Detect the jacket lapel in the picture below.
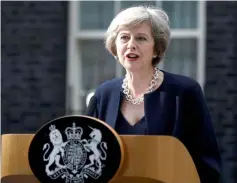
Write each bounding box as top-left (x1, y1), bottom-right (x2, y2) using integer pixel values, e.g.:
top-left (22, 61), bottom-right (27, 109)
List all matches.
top-left (145, 90), bottom-right (177, 135)
top-left (145, 91), bottom-right (166, 135)
top-left (106, 79), bottom-right (123, 129)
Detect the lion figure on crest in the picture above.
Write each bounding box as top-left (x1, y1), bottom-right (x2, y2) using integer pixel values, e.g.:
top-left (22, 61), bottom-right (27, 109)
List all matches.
top-left (43, 125), bottom-right (67, 175)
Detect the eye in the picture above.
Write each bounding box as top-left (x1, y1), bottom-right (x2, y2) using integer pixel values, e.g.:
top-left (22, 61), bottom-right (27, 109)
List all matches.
top-left (120, 35), bottom-right (129, 40)
top-left (137, 36), bottom-right (147, 41)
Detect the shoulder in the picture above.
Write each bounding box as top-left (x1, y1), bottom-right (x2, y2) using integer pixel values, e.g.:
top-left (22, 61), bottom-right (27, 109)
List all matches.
top-left (97, 77), bottom-right (123, 92)
top-left (162, 71), bottom-right (207, 109)
top-left (162, 70), bottom-right (202, 93)
top-left (94, 77), bottom-right (123, 97)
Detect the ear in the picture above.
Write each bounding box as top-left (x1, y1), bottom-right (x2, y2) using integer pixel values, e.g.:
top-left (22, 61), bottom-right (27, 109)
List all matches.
top-left (153, 49), bottom-right (158, 58)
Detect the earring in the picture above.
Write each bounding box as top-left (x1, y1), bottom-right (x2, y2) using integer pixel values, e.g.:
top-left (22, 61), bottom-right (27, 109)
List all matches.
top-left (153, 55), bottom-right (157, 58)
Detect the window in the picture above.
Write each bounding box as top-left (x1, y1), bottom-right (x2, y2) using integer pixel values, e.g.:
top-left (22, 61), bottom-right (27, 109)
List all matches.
top-left (66, 1), bottom-right (206, 114)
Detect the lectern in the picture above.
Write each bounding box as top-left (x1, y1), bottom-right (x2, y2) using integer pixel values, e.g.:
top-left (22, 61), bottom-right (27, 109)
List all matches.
top-left (1, 116), bottom-right (200, 183)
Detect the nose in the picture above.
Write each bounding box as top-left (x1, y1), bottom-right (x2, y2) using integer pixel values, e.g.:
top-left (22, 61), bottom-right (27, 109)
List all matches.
top-left (127, 37), bottom-right (136, 50)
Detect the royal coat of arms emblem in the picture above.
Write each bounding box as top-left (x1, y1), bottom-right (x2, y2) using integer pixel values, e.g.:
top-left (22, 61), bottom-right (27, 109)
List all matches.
top-left (42, 122), bottom-right (108, 183)
top-left (28, 115), bottom-right (123, 183)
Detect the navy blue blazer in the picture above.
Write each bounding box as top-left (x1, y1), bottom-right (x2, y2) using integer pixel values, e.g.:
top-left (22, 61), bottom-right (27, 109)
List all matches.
top-left (86, 70), bottom-right (221, 182)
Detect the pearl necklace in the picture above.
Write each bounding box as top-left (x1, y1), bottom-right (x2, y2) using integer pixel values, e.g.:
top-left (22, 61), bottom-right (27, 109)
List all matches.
top-left (122, 67), bottom-right (160, 105)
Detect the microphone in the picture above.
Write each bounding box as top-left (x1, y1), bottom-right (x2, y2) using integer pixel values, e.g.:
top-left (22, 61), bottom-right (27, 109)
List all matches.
top-left (86, 96), bottom-right (97, 116)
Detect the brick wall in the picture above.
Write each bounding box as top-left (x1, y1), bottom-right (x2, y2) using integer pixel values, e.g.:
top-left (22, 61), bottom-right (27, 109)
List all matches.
top-left (205, 2), bottom-right (237, 183)
top-left (1, 1), bottom-right (68, 133)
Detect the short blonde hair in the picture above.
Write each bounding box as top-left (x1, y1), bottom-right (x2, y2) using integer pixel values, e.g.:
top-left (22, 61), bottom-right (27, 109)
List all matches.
top-left (104, 5), bottom-right (171, 65)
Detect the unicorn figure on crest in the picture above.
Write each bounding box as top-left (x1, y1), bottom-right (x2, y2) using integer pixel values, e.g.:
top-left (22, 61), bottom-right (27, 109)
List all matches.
top-left (81, 126), bottom-right (107, 174)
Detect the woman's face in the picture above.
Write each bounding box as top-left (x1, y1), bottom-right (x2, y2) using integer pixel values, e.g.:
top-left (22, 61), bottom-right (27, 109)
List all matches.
top-left (115, 22), bottom-right (156, 72)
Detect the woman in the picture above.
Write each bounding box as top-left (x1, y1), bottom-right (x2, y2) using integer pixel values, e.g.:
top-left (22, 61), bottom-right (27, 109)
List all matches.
top-left (87, 5), bottom-right (220, 183)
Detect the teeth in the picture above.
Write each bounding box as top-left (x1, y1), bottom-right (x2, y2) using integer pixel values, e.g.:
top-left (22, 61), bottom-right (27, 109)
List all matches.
top-left (127, 54), bottom-right (138, 58)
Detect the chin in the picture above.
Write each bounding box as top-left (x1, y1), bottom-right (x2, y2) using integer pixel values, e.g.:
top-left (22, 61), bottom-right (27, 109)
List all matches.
top-left (124, 65), bottom-right (143, 73)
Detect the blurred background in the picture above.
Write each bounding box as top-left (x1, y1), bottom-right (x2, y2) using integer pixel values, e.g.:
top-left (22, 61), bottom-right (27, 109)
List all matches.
top-left (1, 1), bottom-right (237, 182)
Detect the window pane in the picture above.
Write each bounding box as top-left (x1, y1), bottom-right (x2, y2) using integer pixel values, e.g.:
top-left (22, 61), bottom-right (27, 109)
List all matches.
top-left (163, 39), bottom-right (197, 79)
top-left (80, 40), bottom-right (116, 91)
top-left (121, 1), bottom-right (156, 10)
top-left (162, 1), bottom-right (197, 29)
top-left (79, 1), bottom-right (114, 30)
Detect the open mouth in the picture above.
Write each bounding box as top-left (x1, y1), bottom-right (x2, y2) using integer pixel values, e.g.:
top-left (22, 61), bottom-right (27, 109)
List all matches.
top-left (126, 53), bottom-right (139, 60)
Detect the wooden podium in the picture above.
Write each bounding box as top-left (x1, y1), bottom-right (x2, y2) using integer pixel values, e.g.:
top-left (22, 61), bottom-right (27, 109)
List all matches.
top-left (1, 134), bottom-right (200, 183)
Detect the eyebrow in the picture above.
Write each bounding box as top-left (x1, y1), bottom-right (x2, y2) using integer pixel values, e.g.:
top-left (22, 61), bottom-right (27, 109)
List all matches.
top-left (118, 32), bottom-right (150, 37)
top-left (137, 33), bottom-right (149, 37)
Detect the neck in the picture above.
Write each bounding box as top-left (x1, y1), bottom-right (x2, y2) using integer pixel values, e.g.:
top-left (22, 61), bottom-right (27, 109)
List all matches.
top-left (126, 67), bottom-right (155, 98)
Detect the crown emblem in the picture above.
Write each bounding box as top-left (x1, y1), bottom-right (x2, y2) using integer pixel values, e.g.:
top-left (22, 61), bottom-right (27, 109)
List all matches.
top-left (65, 122), bottom-right (83, 140)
